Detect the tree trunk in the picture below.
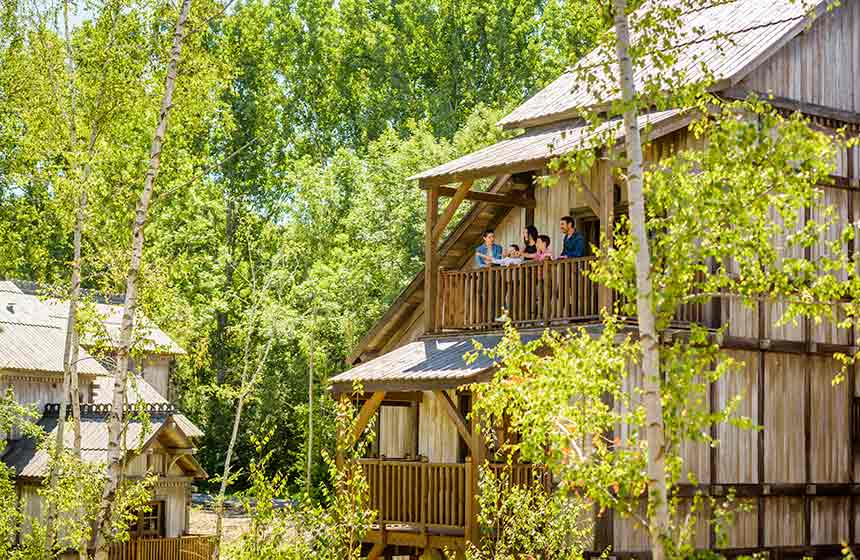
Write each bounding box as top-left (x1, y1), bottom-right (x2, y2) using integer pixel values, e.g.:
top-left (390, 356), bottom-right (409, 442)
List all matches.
top-left (214, 336), bottom-right (273, 559)
top-left (306, 347), bottom-right (313, 495)
top-left (47, 0), bottom-right (84, 547)
top-left (611, 1), bottom-right (669, 558)
top-left (216, 196), bottom-right (235, 385)
top-left (90, 0), bottom-right (192, 556)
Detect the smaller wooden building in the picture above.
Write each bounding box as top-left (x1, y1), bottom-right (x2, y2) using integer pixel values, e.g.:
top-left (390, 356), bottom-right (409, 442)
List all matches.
top-left (0, 280), bottom-right (210, 556)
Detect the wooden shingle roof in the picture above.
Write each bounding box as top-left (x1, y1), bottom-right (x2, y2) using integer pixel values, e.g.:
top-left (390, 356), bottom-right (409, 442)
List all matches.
top-left (333, 333), bottom-right (542, 393)
top-left (497, 0), bottom-right (823, 130)
top-left (2, 404), bottom-right (206, 479)
top-left (411, 109), bottom-right (686, 185)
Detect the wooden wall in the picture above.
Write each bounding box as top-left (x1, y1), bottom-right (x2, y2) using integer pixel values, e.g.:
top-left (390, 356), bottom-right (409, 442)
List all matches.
top-left (377, 391), bottom-right (460, 463)
top-left (418, 390), bottom-right (459, 463)
top-left (16, 479), bottom-right (190, 540)
top-left (153, 482), bottom-right (190, 538)
top-left (738, 0), bottom-right (860, 114)
top-left (613, 350), bottom-right (856, 549)
top-left (140, 355), bottom-right (171, 400)
top-left (2, 374), bottom-right (95, 439)
top-left (378, 405), bottom-right (418, 459)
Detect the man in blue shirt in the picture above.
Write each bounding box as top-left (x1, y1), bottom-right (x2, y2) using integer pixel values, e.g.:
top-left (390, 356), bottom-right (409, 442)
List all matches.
top-left (559, 215), bottom-right (586, 258)
top-left (474, 229), bottom-right (503, 268)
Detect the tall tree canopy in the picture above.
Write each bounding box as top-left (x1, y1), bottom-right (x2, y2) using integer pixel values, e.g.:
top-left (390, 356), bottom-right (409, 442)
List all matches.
top-left (0, 0), bottom-right (610, 491)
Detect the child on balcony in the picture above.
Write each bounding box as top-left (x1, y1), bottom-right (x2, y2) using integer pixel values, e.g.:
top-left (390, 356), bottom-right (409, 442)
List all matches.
top-left (492, 244), bottom-right (524, 266)
top-left (535, 235), bottom-right (553, 262)
top-left (474, 229), bottom-right (503, 268)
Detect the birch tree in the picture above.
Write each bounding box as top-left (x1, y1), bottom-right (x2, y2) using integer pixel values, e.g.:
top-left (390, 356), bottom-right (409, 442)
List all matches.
top-left (90, 0), bottom-right (194, 555)
top-left (610, 0), bottom-right (669, 554)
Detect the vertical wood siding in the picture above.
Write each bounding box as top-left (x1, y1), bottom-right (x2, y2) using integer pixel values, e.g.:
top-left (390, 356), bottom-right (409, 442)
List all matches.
top-left (738, 0), bottom-right (860, 113)
top-left (764, 497), bottom-right (804, 546)
top-left (418, 390), bottom-right (459, 463)
top-left (764, 353), bottom-right (806, 483)
top-left (379, 406), bottom-right (418, 459)
top-left (716, 351), bottom-right (759, 484)
top-left (810, 356), bottom-right (850, 483)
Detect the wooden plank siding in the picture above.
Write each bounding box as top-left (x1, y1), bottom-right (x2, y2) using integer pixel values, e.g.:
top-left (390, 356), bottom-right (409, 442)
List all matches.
top-left (737, 0), bottom-right (860, 114)
top-left (339, 107), bottom-right (860, 555)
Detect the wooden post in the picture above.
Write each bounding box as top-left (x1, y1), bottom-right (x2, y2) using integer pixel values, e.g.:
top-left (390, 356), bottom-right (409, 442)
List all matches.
top-left (598, 162), bottom-right (615, 312)
top-left (467, 402), bottom-right (486, 546)
top-left (425, 185), bottom-right (439, 333)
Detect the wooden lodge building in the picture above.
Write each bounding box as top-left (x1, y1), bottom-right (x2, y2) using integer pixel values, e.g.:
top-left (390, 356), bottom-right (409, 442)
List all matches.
top-left (330, 0), bottom-right (860, 557)
top-left (0, 280), bottom-right (213, 558)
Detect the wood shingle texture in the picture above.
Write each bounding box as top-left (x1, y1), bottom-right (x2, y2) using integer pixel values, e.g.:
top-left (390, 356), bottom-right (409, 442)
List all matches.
top-left (333, 333), bottom-right (542, 393)
top-left (0, 282), bottom-right (106, 376)
top-left (2, 403), bottom-right (206, 480)
top-left (410, 110), bottom-right (685, 185)
top-left (497, 0), bottom-right (823, 130)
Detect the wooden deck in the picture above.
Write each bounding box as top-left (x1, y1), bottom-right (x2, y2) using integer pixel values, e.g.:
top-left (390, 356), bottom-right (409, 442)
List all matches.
top-left (438, 257), bottom-right (599, 330)
top-left (107, 535), bottom-right (215, 560)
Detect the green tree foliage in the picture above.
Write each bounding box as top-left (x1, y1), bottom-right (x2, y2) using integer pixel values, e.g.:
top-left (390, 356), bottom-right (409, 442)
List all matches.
top-left (0, 0), bottom-right (612, 497)
top-left (459, 467), bottom-right (592, 560)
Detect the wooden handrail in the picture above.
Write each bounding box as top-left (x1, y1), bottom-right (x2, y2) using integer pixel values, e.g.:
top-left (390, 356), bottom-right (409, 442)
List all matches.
top-left (108, 535), bottom-right (216, 560)
top-left (359, 460), bottom-right (549, 531)
top-left (439, 257), bottom-right (714, 331)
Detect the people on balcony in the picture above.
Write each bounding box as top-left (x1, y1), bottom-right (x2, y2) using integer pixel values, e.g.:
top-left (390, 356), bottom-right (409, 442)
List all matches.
top-left (535, 235), bottom-right (553, 262)
top-left (559, 215), bottom-right (586, 258)
top-left (474, 229), bottom-right (503, 268)
top-left (494, 245), bottom-right (524, 266)
top-left (521, 225), bottom-right (539, 260)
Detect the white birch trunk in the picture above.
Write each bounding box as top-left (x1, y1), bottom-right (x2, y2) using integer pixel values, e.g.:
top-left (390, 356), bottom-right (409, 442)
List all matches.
top-left (214, 337), bottom-right (273, 559)
top-left (612, 1), bottom-right (670, 558)
top-left (90, 0), bottom-right (193, 556)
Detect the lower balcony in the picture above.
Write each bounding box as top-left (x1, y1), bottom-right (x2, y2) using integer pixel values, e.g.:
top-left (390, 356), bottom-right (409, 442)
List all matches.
top-left (359, 458), bottom-right (549, 547)
top-left (107, 534), bottom-right (215, 560)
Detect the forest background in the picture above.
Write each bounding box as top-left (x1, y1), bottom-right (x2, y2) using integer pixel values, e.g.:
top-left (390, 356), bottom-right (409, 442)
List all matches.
top-left (0, 0), bottom-right (618, 496)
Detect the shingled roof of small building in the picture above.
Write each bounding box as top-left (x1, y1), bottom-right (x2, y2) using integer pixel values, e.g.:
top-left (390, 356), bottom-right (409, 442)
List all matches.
top-left (2, 403), bottom-right (206, 480)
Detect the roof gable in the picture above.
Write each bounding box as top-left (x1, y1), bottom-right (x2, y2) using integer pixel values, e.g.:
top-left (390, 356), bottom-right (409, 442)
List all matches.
top-left (2, 403), bottom-right (206, 479)
top-left (498, 0), bottom-right (826, 130)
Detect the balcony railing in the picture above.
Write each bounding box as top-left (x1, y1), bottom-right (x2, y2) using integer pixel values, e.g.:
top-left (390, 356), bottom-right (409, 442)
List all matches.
top-left (438, 257), bottom-right (599, 330)
top-left (438, 257), bottom-right (713, 331)
top-left (361, 459), bottom-right (467, 530)
top-left (108, 535), bottom-right (215, 560)
top-left (359, 459), bottom-right (550, 532)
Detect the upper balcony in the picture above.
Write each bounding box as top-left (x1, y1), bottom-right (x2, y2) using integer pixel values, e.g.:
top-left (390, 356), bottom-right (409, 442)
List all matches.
top-left (437, 257), bottom-right (599, 330)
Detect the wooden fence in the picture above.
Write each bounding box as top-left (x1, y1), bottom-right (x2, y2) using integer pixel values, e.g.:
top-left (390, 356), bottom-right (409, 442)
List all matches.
top-left (486, 462), bottom-right (552, 491)
top-left (108, 535), bottom-right (215, 560)
top-left (438, 257), bottom-right (599, 330)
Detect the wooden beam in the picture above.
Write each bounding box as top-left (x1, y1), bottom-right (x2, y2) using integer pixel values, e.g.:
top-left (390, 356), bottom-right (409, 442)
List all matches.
top-left (720, 87), bottom-right (860, 126)
top-left (467, 398), bottom-right (486, 546)
top-left (424, 186), bottom-right (439, 334)
top-left (598, 162), bottom-right (614, 311)
top-left (432, 181), bottom-right (474, 243)
top-left (575, 173), bottom-right (602, 217)
top-left (351, 391), bottom-right (386, 445)
top-left (366, 543), bottom-right (385, 560)
top-left (433, 390), bottom-right (473, 453)
top-left (420, 184), bottom-right (535, 208)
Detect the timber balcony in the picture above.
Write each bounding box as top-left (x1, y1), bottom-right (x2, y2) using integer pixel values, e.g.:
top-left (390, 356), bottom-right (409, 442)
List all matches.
top-left (107, 535), bottom-right (215, 560)
top-left (436, 257), bottom-right (709, 331)
top-left (360, 459), bottom-right (549, 535)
